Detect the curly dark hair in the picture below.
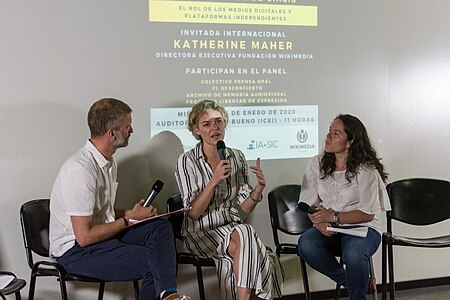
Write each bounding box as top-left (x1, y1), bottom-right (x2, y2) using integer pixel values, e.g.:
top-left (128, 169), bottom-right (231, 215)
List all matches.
top-left (320, 114), bottom-right (388, 183)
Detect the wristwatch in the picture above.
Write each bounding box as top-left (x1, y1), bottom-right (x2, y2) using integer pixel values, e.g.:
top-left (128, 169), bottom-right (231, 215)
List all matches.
top-left (332, 210), bottom-right (340, 226)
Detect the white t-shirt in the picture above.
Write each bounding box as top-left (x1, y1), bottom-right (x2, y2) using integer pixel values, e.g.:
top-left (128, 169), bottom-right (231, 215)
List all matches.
top-left (49, 140), bottom-right (117, 257)
top-left (299, 155), bottom-right (391, 233)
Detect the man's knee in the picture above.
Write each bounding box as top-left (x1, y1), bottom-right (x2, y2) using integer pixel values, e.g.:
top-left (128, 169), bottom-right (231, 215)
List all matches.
top-left (153, 218), bottom-right (173, 235)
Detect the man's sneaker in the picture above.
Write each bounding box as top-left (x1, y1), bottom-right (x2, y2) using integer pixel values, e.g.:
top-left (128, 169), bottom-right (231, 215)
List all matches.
top-left (161, 292), bottom-right (191, 300)
top-left (163, 293), bottom-right (191, 300)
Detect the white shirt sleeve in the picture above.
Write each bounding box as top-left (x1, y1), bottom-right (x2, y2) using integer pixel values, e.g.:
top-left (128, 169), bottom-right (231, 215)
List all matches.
top-left (355, 166), bottom-right (391, 214)
top-left (299, 155), bottom-right (321, 206)
top-left (61, 164), bottom-right (96, 216)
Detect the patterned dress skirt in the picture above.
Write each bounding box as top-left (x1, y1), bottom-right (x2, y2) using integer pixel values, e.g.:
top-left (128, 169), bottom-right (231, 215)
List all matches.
top-left (184, 222), bottom-right (284, 300)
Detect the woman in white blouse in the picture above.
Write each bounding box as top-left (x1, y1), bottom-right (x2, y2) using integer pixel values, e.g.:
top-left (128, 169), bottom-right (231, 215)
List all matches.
top-left (297, 114), bottom-right (390, 300)
top-left (175, 100), bottom-right (284, 300)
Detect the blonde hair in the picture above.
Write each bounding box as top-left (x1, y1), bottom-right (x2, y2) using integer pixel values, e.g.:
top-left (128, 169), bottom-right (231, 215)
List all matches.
top-left (188, 100), bottom-right (228, 140)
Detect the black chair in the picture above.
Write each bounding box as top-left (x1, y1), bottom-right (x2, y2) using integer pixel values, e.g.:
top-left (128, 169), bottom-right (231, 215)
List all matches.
top-left (0, 271), bottom-right (26, 300)
top-left (166, 194), bottom-right (215, 300)
top-left (20, 199), bottom-right (140, 300)
top-left (268, 184), bottom-right (313, 300)
top-left (381, 178), bottom-right (450, 300)
top-left (268, 184), bottom-right (378, 300)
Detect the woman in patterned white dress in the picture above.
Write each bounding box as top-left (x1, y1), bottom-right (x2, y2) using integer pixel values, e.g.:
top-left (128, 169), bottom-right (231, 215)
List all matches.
top-left (175, 100), bottom-right (284, 300)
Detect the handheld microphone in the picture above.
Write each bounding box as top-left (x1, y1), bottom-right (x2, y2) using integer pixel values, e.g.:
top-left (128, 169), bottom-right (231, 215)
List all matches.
top-left (143, 180), bottom-right (164, 207)
top-left (298, 202), bottom-right (318, 214)
top-left (216, 140), bottom-right (226, 161)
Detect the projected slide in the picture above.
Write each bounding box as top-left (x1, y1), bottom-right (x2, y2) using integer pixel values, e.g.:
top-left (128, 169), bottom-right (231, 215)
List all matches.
top-left (149, 0), bottom-right (317, 26)
top-left (151, 105), bottom-right (318, 160)
top-left (148, 0), bottom-right (319, 160)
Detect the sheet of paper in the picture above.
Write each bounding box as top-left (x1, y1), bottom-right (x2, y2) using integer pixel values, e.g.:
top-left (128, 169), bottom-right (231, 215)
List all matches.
top-left (326, 225), bottom-right (368, 238)
top-left (0, 274), bottom-right (15, 289)
top-left (129, 207), bottom-right (190, 226)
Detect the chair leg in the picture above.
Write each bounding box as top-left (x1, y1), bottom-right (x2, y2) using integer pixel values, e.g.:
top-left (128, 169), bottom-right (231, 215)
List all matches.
top-left (387, 242), bottom-right (395, 300)
top-left (27, 272), bottom-right (37, 300)
top-left (299, 257), bottom-right (311, 300)
top-left (195, 264), bottom-right (206, 300)
top-left (58, 277), bottom-right (69, 300)
top-left (381, 236), bottom-right (387, 300)
top-left (335, 257), bottom-right (342, 300)
top-left (335, 282), bottom-right (341, 300)
top-left (133, 280), bottom-right (140, 300)
top-left (97, 282), bottom-right (105, 300)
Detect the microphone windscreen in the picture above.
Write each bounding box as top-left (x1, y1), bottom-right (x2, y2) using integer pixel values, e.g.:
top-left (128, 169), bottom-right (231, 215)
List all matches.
top-left (216, 140), bottom-right (226, 151)
top-left (298, 202), bottom-right (310, 213)
top-left (217, 140), bottom-right (226, 160)
top-left (298, 202), bottom-right (317, 214)
top-left (152, 180), bottom-right (164, 192)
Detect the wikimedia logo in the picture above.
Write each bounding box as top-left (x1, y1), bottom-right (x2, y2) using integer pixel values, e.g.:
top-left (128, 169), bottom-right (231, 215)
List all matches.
top-left (290, 129), bottom-right (315, 151)
top-left (297, 129), bottom-right (308, 143)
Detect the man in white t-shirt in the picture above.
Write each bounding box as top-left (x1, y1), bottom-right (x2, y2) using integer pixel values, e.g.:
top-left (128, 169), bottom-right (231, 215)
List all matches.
top-left (49, 98), bottom-right (189, 300)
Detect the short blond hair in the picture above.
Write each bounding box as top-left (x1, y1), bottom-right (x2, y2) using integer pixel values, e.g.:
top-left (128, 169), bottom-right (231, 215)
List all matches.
top-left (188, 100), bottom-right (228, 140)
